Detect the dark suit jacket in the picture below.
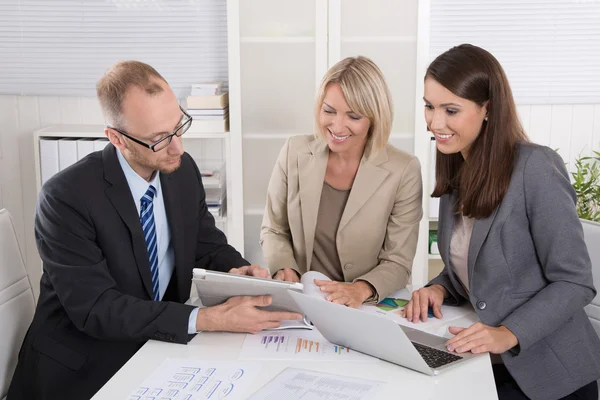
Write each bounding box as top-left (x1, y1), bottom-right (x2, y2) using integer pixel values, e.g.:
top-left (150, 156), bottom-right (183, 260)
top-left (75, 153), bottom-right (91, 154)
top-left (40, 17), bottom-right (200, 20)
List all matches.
top-left (429, 143), bottom-right (600, 400)
top-left (8, 144), bottom-right (248, 400)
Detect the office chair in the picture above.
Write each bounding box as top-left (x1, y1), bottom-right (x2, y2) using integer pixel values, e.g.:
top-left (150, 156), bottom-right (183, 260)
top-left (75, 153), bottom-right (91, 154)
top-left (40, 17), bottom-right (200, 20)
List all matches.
top-left (0, 209), bottom-right (35, 399)
top-left (582, 219), bottom-right (600, 399)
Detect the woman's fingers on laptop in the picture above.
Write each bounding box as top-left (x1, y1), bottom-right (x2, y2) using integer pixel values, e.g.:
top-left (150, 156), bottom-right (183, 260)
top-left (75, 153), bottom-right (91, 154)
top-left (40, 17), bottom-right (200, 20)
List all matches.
top-left (446, 323), bottom-right (519, 354)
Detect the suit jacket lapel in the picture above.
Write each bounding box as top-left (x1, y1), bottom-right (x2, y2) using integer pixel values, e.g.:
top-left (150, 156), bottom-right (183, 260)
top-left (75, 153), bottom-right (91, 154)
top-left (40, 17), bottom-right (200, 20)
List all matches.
top-left (102, 144), bottom-right (154, 299)
top-left (338, 149), bottom-right (389, 232)
top-left (468, 206), bottom-right (499, 284)
top-left (298, 140), bottom-right (328, 270)
top-left (440, 192), bottom-right (456, 266)
top-left (160, 173), bottom-right (187, 302)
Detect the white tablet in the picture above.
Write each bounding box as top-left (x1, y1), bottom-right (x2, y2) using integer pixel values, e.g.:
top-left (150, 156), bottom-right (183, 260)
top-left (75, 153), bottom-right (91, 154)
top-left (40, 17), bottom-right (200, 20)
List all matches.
top-left (192, 268), bottom-right (305, 313)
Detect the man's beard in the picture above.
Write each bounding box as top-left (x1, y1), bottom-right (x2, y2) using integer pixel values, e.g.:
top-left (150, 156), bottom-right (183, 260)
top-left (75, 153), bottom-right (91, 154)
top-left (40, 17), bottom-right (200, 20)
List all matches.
top-left (129, 146), bottom-right (181, 175)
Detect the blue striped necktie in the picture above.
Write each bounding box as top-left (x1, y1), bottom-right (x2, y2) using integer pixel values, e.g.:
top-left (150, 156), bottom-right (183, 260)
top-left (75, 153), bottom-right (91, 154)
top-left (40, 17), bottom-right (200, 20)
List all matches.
top-left (140, 185), bottom-right (159, 301)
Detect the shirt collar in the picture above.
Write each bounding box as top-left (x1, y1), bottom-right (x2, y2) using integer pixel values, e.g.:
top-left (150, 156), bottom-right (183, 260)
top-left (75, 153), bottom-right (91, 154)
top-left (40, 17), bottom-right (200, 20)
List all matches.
top-left (116, 149), bottom-right (161, 204)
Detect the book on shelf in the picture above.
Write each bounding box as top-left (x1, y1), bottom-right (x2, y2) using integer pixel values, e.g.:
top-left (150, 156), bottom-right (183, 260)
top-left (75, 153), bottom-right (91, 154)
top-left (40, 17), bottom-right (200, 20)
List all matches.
top-left (187, 106), bottom-right (229, 117)
top-left (191, 81), bottom-right (223, 91)
top-left (208, 205), bottom-right (221, 218)
top-left (191, 87), bottom-right (223, 96)
top-left (190, 114), bottom-right (228, 121)
top-left (188, 118), bottom-right (229, 133)
top-left (186, 92), bottom-right (229, 109)
top-left (201, 172), bottom-right (222, 188)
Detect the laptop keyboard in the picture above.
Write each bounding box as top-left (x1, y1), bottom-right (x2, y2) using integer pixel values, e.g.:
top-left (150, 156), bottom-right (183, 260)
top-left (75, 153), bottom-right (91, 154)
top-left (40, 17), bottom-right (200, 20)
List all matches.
top-left (411, 342), bottom-right (463, 369)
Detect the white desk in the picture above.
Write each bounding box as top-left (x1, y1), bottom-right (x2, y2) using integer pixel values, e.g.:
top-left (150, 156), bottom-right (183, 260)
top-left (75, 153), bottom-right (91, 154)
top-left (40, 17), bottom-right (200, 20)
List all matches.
top-left (92, 330), bottom-right (498, 399)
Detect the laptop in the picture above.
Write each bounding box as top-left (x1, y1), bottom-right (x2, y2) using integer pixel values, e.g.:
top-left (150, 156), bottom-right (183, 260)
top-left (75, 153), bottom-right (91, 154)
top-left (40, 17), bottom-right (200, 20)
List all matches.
top-left (288, 290), bottom-right (480, 375)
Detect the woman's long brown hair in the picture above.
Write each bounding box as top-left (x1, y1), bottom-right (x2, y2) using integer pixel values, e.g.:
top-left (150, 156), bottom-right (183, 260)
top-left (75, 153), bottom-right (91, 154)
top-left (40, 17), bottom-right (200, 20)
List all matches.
top-left (427, 44), bottom-right (529, 218)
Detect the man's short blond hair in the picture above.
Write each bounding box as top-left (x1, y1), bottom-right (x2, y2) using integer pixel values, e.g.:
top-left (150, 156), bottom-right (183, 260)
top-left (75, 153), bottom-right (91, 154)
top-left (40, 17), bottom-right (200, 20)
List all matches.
top-left (314, 56), bottom-right (393, 156)
top-left (96, 60), bottom-right (167, 129)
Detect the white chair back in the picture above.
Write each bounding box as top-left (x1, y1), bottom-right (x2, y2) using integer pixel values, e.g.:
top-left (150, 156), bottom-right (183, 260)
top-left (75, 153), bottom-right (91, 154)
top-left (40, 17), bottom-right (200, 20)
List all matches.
top-left (0, 209), bottom-right (35, 399)
top-left (581, 219), bottom-right (600, 398)
top-left (583, 219), bottom-right (600, 336)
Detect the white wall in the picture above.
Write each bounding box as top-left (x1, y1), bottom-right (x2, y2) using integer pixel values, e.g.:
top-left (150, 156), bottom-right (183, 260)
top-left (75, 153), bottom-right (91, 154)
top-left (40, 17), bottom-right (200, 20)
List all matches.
top-left (517, 104), bottom-right (600, 170)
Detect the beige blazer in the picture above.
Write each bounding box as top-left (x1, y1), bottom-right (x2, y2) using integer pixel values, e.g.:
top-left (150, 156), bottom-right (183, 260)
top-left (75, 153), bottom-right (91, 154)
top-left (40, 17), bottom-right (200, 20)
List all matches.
top-left (260, 135), bottom-right (423, 301)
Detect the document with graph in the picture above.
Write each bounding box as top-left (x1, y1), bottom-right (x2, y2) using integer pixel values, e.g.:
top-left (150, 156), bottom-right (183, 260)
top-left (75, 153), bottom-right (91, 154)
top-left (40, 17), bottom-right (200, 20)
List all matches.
top-left (239, 329), bottom-right (377, 362)
top-left (248, 368), bottom-right (385, 400)
top-left (126, 359), bottom-right (260, 400)
top-left (360, 288), bottom-right (479, 338)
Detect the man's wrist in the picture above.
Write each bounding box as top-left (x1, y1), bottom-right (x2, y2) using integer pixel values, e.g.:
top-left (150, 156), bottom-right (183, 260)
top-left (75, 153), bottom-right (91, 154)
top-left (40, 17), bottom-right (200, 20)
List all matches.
top-left (196, 307), bottom-right (218, 332)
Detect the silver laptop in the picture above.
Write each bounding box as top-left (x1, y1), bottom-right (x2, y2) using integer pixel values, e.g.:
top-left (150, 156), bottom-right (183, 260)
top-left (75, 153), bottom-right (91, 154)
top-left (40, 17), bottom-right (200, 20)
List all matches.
top-left (288, 290), bottom-right (479, 375)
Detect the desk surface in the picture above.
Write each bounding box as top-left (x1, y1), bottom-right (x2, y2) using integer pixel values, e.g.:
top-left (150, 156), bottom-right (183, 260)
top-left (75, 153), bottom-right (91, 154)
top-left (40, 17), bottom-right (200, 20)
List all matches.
top-left (92, 330), bottom-right (498, 399)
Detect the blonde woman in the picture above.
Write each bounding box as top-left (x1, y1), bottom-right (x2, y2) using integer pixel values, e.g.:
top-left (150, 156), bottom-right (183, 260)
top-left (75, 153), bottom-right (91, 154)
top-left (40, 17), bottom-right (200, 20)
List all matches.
top-left (261, 56), bottom-right (423, 308)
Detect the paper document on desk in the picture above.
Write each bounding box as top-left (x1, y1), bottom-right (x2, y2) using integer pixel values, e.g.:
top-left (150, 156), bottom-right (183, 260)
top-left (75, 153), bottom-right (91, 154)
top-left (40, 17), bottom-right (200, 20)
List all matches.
top-left (239, 329), bottom-right (377, 362)
top-left (360, 288), bottom-right (479, 338)
top-left (248, 367), bottom-right (385, 400)
top-left (126, 358), bottom-right (260, 400)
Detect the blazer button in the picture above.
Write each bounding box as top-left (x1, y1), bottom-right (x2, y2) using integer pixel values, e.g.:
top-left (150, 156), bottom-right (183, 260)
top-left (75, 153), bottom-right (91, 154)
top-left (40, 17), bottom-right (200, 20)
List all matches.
top-left (476, 300), bottom-right (487, 310)
top-left (344, 263), bottom-right (354, 271)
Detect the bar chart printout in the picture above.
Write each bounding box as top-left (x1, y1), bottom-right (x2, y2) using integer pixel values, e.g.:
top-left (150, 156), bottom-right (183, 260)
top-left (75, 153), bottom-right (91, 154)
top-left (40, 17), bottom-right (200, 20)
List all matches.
top-left (126, 359), bottom-right (260, 400)
top-left (240, 330), bottom-right (376, 362)
top-left (247, 368), bottom-right (386, 400)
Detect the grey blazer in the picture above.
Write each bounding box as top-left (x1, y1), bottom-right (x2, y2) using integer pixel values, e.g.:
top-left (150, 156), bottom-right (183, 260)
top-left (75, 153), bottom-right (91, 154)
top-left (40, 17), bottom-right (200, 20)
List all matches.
top-left (429, 143), bottom-right (600, 400)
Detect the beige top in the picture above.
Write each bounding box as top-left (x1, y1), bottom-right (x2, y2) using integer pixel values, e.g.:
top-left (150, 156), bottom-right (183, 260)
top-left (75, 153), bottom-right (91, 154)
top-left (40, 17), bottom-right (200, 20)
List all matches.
top-left (450, 213), bottom-right (476, 293)
top-left (310, 182), bottom-right (351, 282)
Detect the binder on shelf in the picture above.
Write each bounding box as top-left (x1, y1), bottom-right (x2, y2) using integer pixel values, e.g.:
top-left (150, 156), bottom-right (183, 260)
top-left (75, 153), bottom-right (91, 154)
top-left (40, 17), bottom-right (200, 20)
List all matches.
top-left (76, 139), bottom-right (95, 160)
top-left (93, 139), bottom-right (110, 152)
top-left (39, 138), bottom-right (60, 185)
top-left (58, 138), bottom-right (78, 171)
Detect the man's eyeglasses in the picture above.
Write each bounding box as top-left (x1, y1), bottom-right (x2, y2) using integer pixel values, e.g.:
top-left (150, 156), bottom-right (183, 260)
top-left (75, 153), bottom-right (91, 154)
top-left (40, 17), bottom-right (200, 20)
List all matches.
top-left (107, 106), bottom-right (193, 152)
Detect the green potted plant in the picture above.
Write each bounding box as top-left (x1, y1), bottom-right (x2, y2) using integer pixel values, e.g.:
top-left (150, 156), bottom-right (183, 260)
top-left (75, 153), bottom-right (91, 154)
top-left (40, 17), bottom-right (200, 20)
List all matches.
top-left (571, 150), bottom-right (600, 222)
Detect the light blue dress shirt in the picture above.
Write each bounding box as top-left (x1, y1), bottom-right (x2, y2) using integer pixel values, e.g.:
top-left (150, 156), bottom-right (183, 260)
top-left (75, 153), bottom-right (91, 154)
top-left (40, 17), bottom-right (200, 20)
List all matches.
top-left (117, 150), bottom-right (199, 334)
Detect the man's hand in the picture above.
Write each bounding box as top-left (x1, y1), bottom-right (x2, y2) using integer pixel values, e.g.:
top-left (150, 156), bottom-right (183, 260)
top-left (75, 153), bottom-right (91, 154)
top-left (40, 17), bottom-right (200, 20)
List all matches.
top-left (314, 280), bottom-right (374, 308)
top-left (402, 284), bottom-right (447, 323)
top-left (196, 296), bottom-right (302, 334)
top-left (445, 323), bottom-right (518, 354)
top-left (273, 268), bottom-right (301, 283)
top-left (229, 264), bottom-right (270, 278)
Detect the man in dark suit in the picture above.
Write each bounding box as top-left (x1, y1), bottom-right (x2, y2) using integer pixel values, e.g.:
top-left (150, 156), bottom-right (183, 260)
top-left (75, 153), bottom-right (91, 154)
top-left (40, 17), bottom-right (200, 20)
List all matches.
top-left (8, 61), bottom-right (301, 400)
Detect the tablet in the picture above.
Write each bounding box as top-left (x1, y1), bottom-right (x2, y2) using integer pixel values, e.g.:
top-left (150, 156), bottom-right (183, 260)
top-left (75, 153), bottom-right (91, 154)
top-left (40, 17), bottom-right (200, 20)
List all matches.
top-left (192, 268), bottom-right (305, 313)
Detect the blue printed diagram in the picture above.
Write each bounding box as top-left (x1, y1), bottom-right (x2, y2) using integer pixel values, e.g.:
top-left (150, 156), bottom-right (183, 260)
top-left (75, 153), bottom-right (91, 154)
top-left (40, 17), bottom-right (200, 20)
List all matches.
top-left (127, 359), bottom-right (258, 400)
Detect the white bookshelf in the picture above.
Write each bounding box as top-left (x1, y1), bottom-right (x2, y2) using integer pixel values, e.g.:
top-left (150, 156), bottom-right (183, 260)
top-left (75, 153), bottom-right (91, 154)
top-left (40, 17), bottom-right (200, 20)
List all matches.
top-left (33, 124), bottom-right (238, 247)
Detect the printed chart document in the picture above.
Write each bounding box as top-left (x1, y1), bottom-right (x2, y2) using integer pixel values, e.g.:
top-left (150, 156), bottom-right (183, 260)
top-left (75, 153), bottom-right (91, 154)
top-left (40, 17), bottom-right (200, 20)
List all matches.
top-left (239, 329), bottom-right (376, 362)
top-left (360, 288), bottom-right (479, 338)
top-left (248, 368), bottom-right (385, 400)
top-left (127, 359), bottom-right (260, 400)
